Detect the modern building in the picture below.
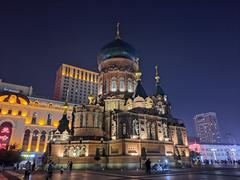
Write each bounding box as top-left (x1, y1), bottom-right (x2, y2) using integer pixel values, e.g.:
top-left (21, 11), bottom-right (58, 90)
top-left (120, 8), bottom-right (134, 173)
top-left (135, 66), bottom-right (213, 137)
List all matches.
top-left (189, 143), bottom-right (240, 162)
top-left (0, 89), bottom-right (74, 164)
top-left (194, 112), bottom-right (221, 144)
top-left (0, 79), bottom-right (33, 96)
top-left (49, 24), bottom-right (190, 169)
top-left (53, 64), bottom-right (98, 105)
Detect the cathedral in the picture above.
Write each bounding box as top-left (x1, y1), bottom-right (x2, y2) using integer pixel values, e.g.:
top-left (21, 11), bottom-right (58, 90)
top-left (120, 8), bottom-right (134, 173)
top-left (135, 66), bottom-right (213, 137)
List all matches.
top-left (49, 24), bottom-right (190, 169)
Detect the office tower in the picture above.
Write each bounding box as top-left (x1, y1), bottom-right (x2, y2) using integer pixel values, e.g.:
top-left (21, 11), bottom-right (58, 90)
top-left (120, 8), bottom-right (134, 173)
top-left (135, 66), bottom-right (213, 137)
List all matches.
top-left (194, 112), bottom-right (221, 143)
top-left (54, 64), bottom-right (98, 104)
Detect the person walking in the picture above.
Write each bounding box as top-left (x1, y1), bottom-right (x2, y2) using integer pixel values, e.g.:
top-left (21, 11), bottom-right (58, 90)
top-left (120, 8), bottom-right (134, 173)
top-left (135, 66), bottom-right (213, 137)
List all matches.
top-left (32, 161), bottom-right (36, 172)
top-left (145, 159), bottom-right (149, 174)
top-left (24, 161), bottom-right (31, 180)
top-left (145, 158), bottom-right (151, 175)
top-left (69, 161), bottom-right (73, 172)
top-left (46, 162), bottom-right (53, 180)
top-left (60, 166), bottom-right (64, 175)
top-left (148, 158), bottom-right (151, 175)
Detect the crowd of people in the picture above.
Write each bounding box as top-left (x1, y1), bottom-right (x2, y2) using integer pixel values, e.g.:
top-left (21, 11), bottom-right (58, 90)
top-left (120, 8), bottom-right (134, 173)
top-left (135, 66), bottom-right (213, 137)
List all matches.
top-left (192, 158), bottom-right (240, 167)
top-left (22, 160), bottom-right (74, 179)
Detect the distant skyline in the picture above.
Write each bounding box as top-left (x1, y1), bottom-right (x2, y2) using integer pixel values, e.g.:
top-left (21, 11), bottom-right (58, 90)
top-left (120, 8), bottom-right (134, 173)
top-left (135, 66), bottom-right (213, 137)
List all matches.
top-left (0, 1), bottom-right (239, 141)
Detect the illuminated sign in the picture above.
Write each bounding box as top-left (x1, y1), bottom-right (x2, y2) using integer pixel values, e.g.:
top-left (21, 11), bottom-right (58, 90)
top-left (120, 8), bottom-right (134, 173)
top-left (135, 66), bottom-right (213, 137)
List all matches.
top-left (21, 154), bottom-right (36, 158)
top-left (0, 122), bottom-right (12, 149)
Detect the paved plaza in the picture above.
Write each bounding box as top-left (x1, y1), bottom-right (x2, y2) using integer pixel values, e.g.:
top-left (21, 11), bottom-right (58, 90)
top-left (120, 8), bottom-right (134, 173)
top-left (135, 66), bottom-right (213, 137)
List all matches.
top-left (1, 168), bottom-right (240, 180)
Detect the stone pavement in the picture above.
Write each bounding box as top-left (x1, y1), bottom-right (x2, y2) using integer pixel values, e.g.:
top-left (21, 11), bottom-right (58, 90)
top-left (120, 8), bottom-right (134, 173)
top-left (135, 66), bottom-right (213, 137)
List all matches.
top-left (3, 168), bottom-right (240, 180)
top-left (0, 173), bottom-right (8, 180)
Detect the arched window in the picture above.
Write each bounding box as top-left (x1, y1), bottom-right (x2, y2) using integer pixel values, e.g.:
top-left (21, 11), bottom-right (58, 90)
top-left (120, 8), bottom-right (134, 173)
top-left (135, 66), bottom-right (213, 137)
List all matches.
top-left (31, 130), bottom-right (39, 151)
top-left (34, 101), bottom-right (39, 106)
top-left (22, 129), bottom-right (31, 151)
top-left (119, 77), bottom-right (125, 92)
top-left (111, 77), bottom-right (117, 92)
top-left (105, 79), bottom-right (109, 93)
top-left (39, 131), bottom-right (46, 152)
top-left (32, 112), bottom-right (37, 124)
top-left (47, 114), bottom-right (52, 126)
top-left (94, 113), bottom-right (98, 128)
top-left (127, 78), bottom-right (133, 92)
top-left (98, 82), bottom-right (102, 95)
top-left (123, 123), bottom-right (127, 135)
top-left (0, 122), bottom-right (13, 150)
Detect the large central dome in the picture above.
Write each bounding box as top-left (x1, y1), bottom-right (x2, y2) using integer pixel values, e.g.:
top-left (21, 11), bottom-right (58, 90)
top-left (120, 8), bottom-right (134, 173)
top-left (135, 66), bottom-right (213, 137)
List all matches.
top-left (97, 38), bottom-right (138, 62)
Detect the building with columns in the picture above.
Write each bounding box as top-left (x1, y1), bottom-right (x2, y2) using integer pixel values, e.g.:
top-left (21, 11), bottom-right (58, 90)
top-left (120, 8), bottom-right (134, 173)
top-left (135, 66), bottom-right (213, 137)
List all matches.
top-left (49, 24), bottom-right (190, 169)
top-left (0, 90), bottom-right (74, 163)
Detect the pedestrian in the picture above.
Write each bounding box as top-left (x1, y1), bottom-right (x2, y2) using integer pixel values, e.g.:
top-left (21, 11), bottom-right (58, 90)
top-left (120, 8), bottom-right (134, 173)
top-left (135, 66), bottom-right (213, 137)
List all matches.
top-left (145, 158), bottom-right (151, 175)
top-left (60, 166), bottom-right (64, 174)
top-left (32, 162), bottom-right (36, 172)
top-left (145, 159), bottom-right (149, 175)
top-left (69, 161), bottom-right (73, 172)
top-left (46, 162), bottom-right (53, 180)
top-left (24, 161), bottom-right (31, 180)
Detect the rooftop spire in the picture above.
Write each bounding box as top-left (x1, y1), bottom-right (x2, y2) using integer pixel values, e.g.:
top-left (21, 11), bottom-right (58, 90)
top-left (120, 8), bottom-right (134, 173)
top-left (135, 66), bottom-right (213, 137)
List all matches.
top-left (115, 22), bottom-right (121, 39)
top-left (135, 58), bottom-right (142, 81)
top-left (154, 65), bottom-right (165, 96)
top-left (155, 65), bottom-right (160, 84)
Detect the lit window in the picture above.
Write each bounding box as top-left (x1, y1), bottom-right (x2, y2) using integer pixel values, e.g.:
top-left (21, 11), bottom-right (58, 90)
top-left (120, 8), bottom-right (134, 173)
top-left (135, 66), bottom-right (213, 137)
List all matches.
top-left (105, 79), bottom-right (109, 93)
top-left (22, 129), bottom-right (30, 151)
top-left (111, 78), bottom-right (117, 92)
top-left (98, 84), bottom-right (102, 95)
top-left (47, 114), bottom-right (52, 125)
top-left (32, 113), bottom-right (37, 124)
top-left (39, 131), bottom-right (46, 152)
top-left (119, 77), bottom-right (125, 92)
top-left (123, 123), bottom-right (127, 135)
top-left (31, 130), bottom-right (39, 151)
top-left (127, 79), bottom-right (133, 92)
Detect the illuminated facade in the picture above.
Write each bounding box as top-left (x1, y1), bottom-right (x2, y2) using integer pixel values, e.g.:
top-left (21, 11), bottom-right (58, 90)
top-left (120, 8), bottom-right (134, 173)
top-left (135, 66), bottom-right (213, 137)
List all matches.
top-left (189, 143), bottom-right (240, 162)
top-left (0, 91), bottom-right (73, 154)
top-left (194, 112), bottom-right (221, 144)
top-left (54, 64), bottom-right (98, 104)
top-left (50, 24), bottom-right (190, 169)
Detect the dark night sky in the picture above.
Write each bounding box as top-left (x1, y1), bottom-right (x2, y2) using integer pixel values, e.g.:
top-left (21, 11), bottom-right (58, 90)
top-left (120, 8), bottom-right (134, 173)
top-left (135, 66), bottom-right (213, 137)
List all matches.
top-left (0, 1), bottom-right (240, 142)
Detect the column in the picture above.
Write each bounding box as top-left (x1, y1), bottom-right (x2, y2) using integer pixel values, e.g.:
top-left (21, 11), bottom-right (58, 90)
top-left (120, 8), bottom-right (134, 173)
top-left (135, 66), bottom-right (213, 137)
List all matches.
top-left (19, 131), bottom-right (25, 150)
top-left (27, 133), bottom-right (33, 151)
top-left (35, 133), bottom-right (41, 152)
top-left (94, 112), bottom-right (98, 128)
top-left (9, 127), bottom-right (15, 147)
top-left (82, 112), bottom-right (87, 127)
top-left (43, 134), bottom-right (49, 152)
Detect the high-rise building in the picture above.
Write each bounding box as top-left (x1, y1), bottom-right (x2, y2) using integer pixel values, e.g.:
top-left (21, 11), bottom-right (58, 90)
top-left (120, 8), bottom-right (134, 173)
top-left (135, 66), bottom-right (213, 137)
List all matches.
top-left (194, 112), bottom-right (221, 144)
top-left (0, 79), bottom-right (33, 96)
top-left (53, 64), bottom-right (98, 104)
